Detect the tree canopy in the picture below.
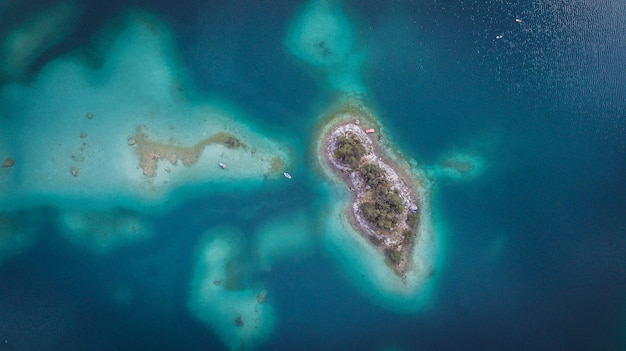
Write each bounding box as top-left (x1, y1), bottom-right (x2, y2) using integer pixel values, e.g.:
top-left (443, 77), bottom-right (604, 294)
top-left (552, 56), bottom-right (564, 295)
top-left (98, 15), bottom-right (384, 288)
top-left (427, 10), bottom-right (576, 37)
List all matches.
top-left (333, 135), bottom-right (366, 170)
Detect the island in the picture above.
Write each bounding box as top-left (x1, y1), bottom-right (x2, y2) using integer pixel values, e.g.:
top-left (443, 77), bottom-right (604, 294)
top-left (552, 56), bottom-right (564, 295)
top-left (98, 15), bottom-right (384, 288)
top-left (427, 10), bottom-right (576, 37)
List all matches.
top-left (317, 103), bottom-right (426, 277)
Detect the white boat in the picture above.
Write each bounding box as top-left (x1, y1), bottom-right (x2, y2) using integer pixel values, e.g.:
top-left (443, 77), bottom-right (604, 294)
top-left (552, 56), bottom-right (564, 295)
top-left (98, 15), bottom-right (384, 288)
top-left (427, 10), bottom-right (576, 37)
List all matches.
top-left (218, 162), bottom-right (227, 169)
top-left (283, 172), bottom-right (292, 179)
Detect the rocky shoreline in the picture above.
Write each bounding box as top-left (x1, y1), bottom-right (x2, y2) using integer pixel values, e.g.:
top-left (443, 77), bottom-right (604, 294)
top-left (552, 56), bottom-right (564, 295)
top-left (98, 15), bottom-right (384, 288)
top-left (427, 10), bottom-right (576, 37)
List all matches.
top-left (321, 117), bottom-right (422, 276)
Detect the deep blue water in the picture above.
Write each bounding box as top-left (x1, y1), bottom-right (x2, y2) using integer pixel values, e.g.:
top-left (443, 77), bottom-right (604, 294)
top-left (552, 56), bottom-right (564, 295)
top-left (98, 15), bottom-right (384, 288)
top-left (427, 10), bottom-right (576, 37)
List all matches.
top-left (1, 1), bottom-right (625, 350)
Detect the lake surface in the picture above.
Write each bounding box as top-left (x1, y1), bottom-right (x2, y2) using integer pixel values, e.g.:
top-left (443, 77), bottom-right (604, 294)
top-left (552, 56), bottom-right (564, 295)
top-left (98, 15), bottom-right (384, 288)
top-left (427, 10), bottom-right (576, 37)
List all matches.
top-left (0, 1), bottom-right (624, 350)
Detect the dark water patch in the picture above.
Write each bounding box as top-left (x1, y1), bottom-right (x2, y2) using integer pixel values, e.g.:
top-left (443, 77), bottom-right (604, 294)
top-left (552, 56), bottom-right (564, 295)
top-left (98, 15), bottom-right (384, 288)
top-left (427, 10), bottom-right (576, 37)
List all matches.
top-left (260, 250), bottom-right (405, 351)
top-left (173, 1), bottom-right (318, 130)
top-left (356, 2), bottom-right (512, 163)
top-left (0, 212), bottom-right (225, 350)
top-left (163, 179), bottom-right (314, 236)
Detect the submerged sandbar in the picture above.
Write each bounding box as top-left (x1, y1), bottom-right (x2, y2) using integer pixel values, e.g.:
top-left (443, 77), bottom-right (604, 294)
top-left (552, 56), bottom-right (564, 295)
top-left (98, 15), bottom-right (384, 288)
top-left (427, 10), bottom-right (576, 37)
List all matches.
top-left (317, 102), bottom-right (429, 277)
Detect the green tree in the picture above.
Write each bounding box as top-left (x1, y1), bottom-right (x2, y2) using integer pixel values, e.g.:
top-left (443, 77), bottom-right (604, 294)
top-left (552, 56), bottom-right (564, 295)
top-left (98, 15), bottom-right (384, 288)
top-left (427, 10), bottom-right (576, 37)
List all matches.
top-left (406, 212), bottom-right (420, 228)
top-left (386, 249), bottom-right (402, 265)
top-left (360, 201), bottom-right (378, 222)
top-left (333, 135), bottom-right (365, 170)
top-left (360, 163), bottom-right (385, 188)
top-left (402, 229), bottom-right (416, 247)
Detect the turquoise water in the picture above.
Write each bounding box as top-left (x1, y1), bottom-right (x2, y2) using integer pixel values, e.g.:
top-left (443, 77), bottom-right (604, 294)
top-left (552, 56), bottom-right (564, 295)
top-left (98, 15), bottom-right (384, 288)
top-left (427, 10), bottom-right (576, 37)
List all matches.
top-left (1, 1), bottom-right (625, 350)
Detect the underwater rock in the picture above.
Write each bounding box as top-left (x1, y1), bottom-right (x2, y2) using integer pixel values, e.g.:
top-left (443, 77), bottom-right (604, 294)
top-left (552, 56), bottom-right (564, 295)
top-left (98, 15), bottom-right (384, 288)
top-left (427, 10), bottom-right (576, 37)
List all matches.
top-left (234, 315), bottom-right (244, 327)
top-left (285, 0), bottom-right (366, 93)
top-left (256, 289), bottom-right (267, 305)
top-left (2, 158), bottom-right (14, 168)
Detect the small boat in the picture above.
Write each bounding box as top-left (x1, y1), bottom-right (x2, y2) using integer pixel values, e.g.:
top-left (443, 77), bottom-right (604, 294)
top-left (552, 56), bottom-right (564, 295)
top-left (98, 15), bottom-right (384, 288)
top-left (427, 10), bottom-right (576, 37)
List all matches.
top-left (365, 128), bottom-right (375, 134)
top-left (283, 172), bottom-right (292, 179)
top-left (218, 162), bottom-right (227, 169)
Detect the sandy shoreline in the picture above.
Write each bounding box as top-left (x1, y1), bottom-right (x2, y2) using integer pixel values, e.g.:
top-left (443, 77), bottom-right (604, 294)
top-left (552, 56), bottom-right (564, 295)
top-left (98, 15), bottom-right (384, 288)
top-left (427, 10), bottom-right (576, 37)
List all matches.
top-left (317, 110), bottom-right (428, 276)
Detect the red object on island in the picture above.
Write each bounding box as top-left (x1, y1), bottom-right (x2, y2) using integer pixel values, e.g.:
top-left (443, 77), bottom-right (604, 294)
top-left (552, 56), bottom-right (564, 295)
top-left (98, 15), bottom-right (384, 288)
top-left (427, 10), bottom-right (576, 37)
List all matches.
top-left (365, 128), bottom-right (375, 134)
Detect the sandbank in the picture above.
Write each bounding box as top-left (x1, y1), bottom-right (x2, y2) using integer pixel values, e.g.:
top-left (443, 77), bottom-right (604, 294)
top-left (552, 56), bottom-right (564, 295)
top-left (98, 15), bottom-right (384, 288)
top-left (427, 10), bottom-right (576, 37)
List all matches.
top-left (188, 227), bottom-right (274, 350)
top-left (428, 153), bottom-right (485, 180)
top-left (0, 12), bottom-right (291, 213)
top-left (56, 208), bottom-right (153, 254)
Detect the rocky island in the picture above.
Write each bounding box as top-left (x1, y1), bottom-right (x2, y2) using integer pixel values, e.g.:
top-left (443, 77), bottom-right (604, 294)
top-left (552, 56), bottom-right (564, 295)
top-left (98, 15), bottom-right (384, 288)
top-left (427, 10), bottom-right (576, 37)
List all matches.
top-left (317, 103), bottom-right (426, 277)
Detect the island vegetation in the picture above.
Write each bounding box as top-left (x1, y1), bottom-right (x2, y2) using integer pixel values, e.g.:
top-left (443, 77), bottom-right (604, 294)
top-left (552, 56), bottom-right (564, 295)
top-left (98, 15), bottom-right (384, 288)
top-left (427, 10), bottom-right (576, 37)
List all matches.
top-left (358, 163), bottom-right (404, 232)
top-left (333, 135), bottom-right (365, 170)
top-left (324, 121), bottom-right (421, 276)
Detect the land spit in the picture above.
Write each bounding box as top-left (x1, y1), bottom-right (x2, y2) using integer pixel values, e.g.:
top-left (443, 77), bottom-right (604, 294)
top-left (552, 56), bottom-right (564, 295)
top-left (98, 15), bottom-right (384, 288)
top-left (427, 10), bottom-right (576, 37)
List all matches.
top-left (130, 127), bottom-right (247, 177)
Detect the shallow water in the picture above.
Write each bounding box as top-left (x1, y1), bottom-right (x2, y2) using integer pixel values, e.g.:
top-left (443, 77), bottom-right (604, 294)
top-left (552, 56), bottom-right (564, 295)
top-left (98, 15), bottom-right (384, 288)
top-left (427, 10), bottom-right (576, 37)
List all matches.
top-left (0, 1), bottom-right (624, 350)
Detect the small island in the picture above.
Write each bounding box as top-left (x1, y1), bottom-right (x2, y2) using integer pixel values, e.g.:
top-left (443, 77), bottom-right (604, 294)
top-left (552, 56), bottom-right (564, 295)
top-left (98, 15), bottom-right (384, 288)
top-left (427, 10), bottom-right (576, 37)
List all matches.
top-left (318, 104), bottom-right (424, 277)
